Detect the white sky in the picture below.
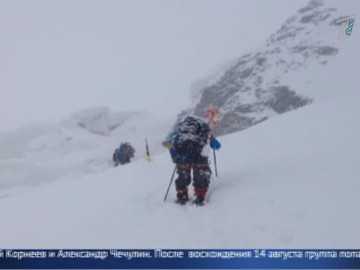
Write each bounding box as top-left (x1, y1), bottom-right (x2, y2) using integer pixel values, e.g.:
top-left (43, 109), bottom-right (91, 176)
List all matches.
top-left (0, 0), bottom-right (308, 131)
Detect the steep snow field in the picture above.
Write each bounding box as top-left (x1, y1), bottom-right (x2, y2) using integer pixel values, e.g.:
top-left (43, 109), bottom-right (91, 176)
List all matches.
top-left (0, 88), bottom-right (359, 248)
top-left (0, 0), bottom-right (359, 250)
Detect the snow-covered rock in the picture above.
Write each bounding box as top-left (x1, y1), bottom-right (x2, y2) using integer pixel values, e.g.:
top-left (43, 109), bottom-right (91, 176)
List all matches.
top-left (187, 0), bottom-right (355, 136)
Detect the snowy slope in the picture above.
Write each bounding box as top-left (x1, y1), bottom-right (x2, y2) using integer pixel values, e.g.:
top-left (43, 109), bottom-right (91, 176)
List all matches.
top-left (0, 89), bottom-right (359, 248)
top-left (0, 0), bottom-right (359, 250)
top-left (0, 107), bottom-right (172, 192)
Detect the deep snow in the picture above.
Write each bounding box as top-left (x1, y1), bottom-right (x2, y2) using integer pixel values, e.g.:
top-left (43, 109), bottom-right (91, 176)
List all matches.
top-left (0, 89), bottom-right (359, 248)
top-left (0, 0), bottom-right (359, 250)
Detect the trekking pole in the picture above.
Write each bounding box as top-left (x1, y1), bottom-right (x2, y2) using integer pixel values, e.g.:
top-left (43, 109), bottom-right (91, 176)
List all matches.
top-left (213, 149), bottom-right (218, 177)
top-left (205, 107), bottom-right (220, 178)
top-left (163, 166), bottom-right (177, 202)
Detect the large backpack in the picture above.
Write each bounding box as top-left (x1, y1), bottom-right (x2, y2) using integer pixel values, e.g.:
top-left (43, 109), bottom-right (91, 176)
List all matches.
top-left (121, 143), bottom-right (135, 158)
top-left (172, 116), bottom-right (211, 155)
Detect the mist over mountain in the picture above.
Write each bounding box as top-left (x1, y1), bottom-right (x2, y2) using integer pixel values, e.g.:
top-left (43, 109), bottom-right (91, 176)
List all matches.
top-left (187, 0), bottom-right (355, 135)
top-left (0, 0), bottom-right (359, 252)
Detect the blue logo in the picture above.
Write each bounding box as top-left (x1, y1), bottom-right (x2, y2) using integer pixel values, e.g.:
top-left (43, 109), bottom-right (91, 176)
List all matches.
top-left (346, 18), bottom-right (355, 35)
top-left (337, 15), bottom-right (356, 39)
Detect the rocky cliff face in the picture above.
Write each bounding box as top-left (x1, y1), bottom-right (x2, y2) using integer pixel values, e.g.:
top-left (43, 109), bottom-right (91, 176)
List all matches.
top-left (186, 0), bottom-right (342, 135)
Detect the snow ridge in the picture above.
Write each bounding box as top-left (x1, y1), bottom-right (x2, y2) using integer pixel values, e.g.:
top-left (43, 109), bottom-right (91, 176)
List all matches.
top-left (188, 0), bottom-right (341, 136)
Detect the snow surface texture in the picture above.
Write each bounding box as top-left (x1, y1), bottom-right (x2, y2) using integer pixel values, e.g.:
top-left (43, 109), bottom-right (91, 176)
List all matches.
top-left (189, 0), bottom-right (360, 136)
top-left (0, 90), bottom-right (359, 248)
top-left (0, 0), bottom-right (359, 248)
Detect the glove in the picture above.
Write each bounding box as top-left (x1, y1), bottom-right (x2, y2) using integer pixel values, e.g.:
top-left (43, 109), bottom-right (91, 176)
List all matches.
top-left (162, 140), bottom-right (172, 149)
top-left (162, 129), bottom-right (177, 149)
top-left (210, 136), bottom-right (221, 150)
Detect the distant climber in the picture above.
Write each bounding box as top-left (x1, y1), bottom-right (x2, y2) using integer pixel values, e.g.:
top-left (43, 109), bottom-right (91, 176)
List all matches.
top-left (113, 142), bottom-right (135, 166)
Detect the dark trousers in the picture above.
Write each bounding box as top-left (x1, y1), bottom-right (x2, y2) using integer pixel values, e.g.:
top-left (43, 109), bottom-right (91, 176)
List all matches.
top-left (172, 140), bottom-right (212, 196)
top-left (175, 160), bottom-right (211, 190)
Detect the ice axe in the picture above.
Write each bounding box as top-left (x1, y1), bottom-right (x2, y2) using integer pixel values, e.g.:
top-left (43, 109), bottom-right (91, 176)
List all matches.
top-left (144, 138), bottom-right (152, 162)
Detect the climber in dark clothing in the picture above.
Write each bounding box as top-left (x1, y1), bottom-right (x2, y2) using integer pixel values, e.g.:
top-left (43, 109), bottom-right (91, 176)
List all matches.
top-left (162, 114), bottom-right (221, 205)
top-left (113, 142), bottom-right (135, 166)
